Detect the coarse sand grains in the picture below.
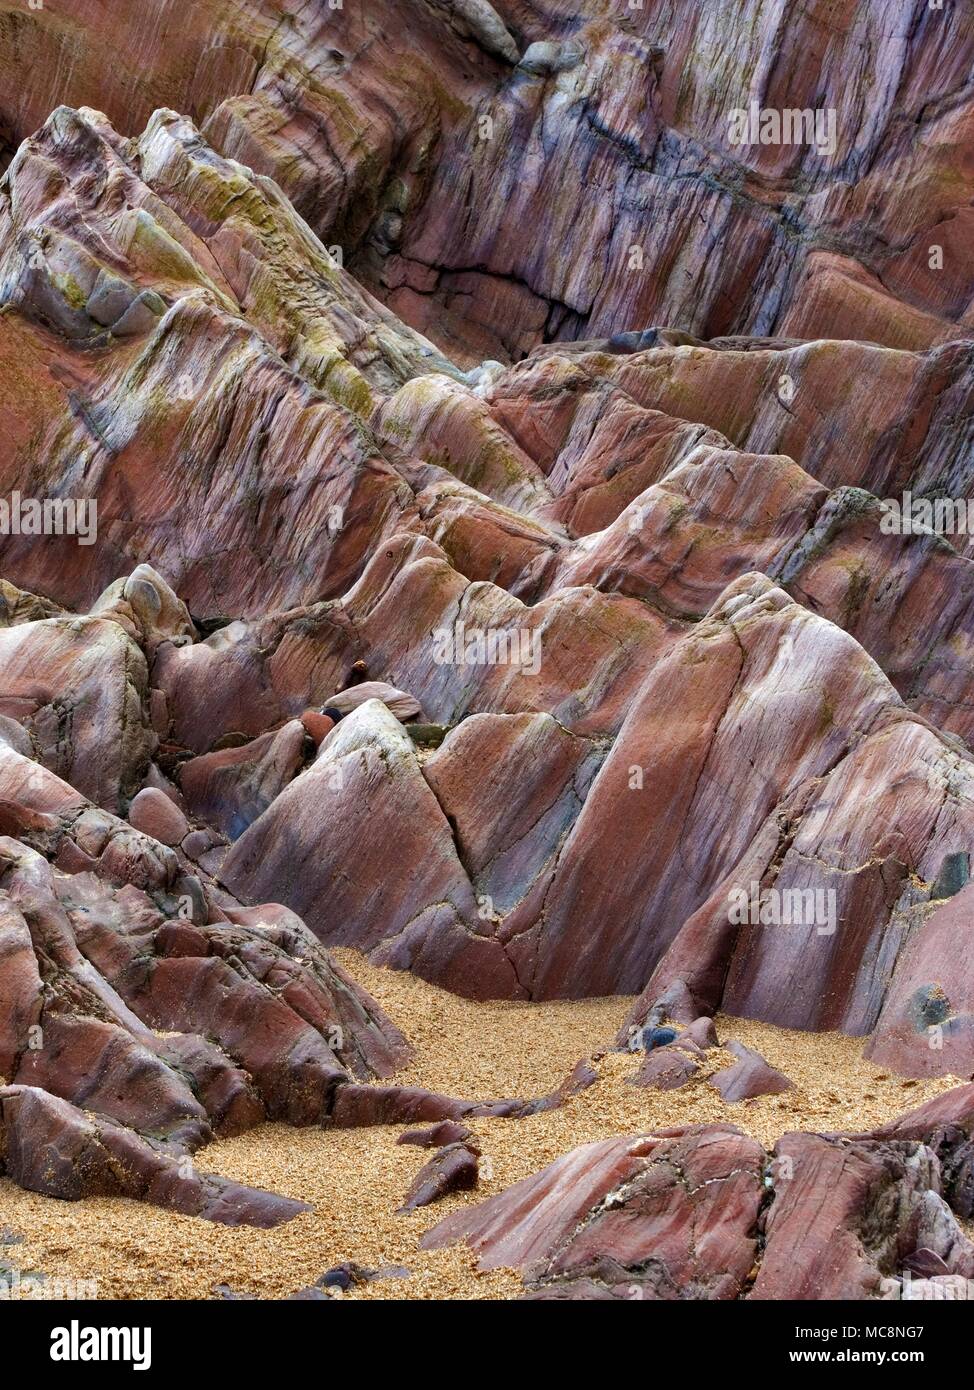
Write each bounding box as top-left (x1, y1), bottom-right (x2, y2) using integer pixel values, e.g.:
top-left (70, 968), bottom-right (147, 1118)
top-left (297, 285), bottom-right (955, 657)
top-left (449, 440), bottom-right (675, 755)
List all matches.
top-left (0, 948), bottom-right (967, 1300)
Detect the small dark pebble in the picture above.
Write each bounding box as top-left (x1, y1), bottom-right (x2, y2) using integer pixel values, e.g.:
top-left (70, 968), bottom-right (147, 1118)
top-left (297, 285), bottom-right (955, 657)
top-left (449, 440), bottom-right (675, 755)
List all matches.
top-left (317, 1261), bottom-right (410, 1291)
top-left (642, 1025), bottom-right (679, 1051)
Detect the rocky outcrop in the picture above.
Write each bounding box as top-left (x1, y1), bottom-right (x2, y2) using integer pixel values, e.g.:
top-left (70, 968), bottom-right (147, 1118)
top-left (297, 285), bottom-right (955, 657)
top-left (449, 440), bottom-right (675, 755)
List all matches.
top-left (2, 0), bottom-right (974, 1297)
top-left (2, 1), bottom-right (972, 361)
top-left (867, 1083), bottom-right (974, 1219)
top-left (221, 699), bottom-right (522, 999)
top-left (0, 710), bottom-right (415, 1220)
top-left (423, 1126), bottom-right (768, 1298)
top-left (867, 886), bottom-right (974, 1080)
top-left (752, 1133), bottom-right (974, 1300)
top-left (424, 1122), bottom-right (974, 1300)
top-left (140, 560), bottom-right (974, 1033)
top-left (0, 1084), bottom-right (308, 1228)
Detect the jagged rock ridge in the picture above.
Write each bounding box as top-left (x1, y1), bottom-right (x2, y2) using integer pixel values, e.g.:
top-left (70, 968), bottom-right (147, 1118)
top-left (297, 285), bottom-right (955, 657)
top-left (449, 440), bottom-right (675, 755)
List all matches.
top-left (0, 0), bottom-right (973, 1299)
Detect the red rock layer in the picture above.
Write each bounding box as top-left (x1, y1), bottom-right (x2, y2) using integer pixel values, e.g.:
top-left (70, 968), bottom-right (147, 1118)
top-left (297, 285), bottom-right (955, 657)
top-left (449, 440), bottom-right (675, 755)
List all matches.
top-left (1, 3), bottom-right (973, 1259)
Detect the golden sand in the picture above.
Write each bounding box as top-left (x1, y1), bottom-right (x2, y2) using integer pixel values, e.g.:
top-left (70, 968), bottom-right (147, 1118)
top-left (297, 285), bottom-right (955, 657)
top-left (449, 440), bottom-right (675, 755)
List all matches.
top-left (0, 948), bottom-right (967, 1300)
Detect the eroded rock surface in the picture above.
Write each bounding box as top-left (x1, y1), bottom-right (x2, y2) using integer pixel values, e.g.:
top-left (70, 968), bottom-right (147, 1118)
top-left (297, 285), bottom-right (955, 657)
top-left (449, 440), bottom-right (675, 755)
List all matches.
top-left (424, 1121), bottom-right (974, 1300)
top-left (423, 1126), bottom-right (768, 1298)
top-left (2, 0), bottom-right (974, 1296)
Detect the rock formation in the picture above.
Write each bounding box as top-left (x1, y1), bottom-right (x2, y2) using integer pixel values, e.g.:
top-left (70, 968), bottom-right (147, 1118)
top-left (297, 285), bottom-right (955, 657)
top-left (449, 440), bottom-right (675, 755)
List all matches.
top-left (1, 0), bottom-right (973, 1301)
top-left (424, 1104), bottom-right (974, 1299)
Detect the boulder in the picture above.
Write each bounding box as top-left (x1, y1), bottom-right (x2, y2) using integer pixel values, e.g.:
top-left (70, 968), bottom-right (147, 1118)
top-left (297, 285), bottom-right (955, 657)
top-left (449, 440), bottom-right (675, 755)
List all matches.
top-left (397, 1120), bottom-right (473, 1148)
top-left (709, 1042), bottom-right (794, 1102)
top-left (399, 1142), bottom-right (480, 1211)
top-left (178, 721), bottom-right (306, 840)
top-left (128, 787), bottom-right (190, 847)
top-left (325, 681), bottom-right (423, 722)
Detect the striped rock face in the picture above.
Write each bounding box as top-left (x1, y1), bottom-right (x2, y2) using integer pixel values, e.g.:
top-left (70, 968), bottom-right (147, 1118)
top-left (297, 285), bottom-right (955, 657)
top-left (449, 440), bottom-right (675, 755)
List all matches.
top-left (1, 0), bottom-right (974, 1298)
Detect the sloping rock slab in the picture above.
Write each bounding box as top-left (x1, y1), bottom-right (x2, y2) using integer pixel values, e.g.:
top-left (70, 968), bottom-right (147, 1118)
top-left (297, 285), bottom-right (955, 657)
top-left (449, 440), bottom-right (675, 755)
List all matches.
top-left (422, 1126), bottom-right (765, 1299)
top-left (0, 1085), bottom-right (308, 1228)
top-left (750, 1132), bottom-right (974, 1299)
